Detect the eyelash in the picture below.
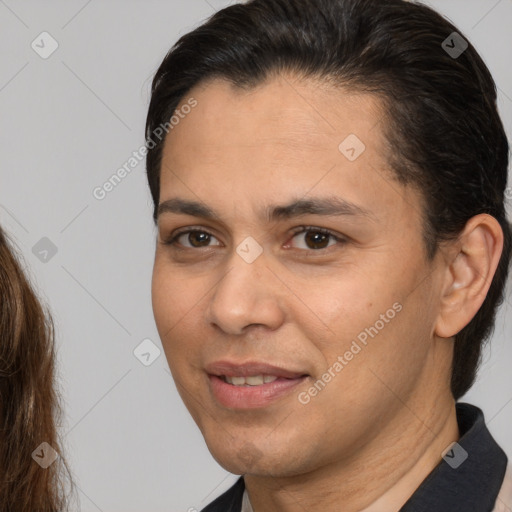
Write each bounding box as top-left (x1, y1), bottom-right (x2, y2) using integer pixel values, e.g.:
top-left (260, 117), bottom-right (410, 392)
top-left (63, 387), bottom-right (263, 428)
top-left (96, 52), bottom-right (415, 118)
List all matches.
top-left (163, 225), bottom-right (347, 252)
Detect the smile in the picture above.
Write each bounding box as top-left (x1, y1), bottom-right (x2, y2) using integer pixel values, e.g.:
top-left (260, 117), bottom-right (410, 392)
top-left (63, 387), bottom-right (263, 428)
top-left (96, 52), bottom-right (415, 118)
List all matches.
top-left (206, 361), bottom-right (309, 409)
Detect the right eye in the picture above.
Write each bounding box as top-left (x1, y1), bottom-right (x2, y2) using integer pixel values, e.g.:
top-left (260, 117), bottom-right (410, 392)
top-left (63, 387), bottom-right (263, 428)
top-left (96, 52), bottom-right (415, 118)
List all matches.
top-left (165, 229), bottom-right (222, 249)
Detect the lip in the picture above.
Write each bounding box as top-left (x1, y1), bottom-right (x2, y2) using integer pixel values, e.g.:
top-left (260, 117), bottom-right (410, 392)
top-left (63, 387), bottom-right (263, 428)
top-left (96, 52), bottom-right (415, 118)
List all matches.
top-left (206, 360), bottom-right (309, 409)
top-left (206, 361), bottom-right (307, 379)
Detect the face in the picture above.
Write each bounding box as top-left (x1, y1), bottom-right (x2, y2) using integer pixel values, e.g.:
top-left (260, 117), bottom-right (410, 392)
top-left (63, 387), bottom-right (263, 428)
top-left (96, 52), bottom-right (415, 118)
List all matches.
top-left (152, 74), bottom-right (447, 477)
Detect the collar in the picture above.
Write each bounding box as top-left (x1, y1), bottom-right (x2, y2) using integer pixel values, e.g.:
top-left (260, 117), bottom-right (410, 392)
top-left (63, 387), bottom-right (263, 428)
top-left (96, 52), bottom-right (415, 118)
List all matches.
top-left (399, 402), bottom-right (508, 511)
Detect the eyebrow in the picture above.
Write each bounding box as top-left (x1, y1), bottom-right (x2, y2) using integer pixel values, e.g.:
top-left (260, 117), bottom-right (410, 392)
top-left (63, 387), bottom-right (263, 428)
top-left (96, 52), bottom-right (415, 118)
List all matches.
top-left (157, 196), bottom-right (373, 222)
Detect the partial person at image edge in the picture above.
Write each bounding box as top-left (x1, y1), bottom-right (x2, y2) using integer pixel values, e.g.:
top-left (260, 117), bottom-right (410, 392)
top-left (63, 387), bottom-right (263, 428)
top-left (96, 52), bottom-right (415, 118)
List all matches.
top-left (0, 226), bottom-right (74, 511)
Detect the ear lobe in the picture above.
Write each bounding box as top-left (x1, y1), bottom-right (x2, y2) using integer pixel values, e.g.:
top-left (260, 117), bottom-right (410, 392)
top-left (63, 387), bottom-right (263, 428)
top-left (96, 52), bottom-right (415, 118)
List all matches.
top-left (434, 214), bottom-right (504, 339)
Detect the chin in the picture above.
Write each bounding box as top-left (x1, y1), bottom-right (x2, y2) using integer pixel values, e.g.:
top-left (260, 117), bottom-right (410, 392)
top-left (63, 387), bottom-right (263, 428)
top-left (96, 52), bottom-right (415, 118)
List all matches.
top-left (206, 438), bottom-right (311, 477)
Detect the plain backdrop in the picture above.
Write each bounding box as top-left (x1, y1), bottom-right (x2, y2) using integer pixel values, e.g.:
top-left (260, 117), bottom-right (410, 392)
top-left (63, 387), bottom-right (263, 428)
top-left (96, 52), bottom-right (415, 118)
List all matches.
top-left (0, 1), bottom-right (511, 511)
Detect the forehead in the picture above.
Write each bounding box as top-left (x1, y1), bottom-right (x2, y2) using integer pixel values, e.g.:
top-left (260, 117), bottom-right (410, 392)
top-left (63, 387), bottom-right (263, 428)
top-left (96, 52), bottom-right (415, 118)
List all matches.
top-left (164, 74), bottom-right (386, 162)
top-left (158, 74), bottom-right (423, 232)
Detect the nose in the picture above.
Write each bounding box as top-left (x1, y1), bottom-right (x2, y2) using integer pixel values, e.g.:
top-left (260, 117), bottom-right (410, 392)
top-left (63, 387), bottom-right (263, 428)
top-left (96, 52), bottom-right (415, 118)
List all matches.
top-left (206, 250), bottom-right (286, 336)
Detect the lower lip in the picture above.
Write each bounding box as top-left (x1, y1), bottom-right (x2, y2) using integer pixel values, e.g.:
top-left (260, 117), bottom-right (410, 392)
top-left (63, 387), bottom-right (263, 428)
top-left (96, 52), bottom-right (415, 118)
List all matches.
top-left (209, 375), bottom-right (307, 409)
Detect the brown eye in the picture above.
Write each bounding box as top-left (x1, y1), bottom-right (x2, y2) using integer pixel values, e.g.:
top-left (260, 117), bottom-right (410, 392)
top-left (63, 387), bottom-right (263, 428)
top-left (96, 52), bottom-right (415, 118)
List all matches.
top-left (186, 231), bottom-right (212, 247)
top-left (169, 229), bottom-right (221, 248)
top-left (303, 231), bottom-right (331, 249)
top-left (287, 227), bottom-right (346, 251)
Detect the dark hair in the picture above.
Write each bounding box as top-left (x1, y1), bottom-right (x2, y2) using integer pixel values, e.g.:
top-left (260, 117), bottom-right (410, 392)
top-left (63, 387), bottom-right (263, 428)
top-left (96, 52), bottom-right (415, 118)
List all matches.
top-left (145, 0), bottom-right (511, 399)
top-left (0, 226), bottom-right (73, 511)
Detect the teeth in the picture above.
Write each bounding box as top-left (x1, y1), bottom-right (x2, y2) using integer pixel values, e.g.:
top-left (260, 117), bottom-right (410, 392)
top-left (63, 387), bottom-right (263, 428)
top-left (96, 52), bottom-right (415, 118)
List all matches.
top-left (225, 375), bottom-right (279, 386)
top-left (246, 375), bottom-right (264, 385)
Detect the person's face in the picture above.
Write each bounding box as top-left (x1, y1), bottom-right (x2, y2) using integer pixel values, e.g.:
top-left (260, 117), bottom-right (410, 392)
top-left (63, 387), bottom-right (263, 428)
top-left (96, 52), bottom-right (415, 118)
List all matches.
top-left (152, 75), bottom-right (447, 476)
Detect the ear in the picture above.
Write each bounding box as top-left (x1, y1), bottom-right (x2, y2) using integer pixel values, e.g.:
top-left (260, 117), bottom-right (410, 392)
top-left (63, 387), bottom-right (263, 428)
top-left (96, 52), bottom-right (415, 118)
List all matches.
top-left (435, 214), bottom-right (504, 338)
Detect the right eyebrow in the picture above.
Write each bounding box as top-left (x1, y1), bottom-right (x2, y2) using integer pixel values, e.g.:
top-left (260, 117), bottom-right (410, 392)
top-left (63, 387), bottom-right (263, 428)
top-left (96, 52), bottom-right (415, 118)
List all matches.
top-left (158, 198), bottom-right (219, 220)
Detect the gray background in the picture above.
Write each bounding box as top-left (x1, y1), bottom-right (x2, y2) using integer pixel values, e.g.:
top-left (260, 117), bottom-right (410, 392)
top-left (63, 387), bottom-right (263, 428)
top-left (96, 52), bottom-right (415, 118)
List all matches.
top-left (0, 1), bottom-right (511, 510)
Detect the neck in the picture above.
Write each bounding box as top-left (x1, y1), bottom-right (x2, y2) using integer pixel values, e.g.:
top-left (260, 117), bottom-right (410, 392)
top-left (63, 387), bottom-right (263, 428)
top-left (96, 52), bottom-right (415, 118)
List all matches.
top-left (244, 394), bottom-right (459, 512)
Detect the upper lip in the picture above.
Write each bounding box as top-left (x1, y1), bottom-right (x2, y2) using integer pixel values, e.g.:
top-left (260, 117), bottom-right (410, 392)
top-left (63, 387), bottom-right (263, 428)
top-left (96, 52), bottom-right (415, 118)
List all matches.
top-left (205, 361), bottom-right (308, 379)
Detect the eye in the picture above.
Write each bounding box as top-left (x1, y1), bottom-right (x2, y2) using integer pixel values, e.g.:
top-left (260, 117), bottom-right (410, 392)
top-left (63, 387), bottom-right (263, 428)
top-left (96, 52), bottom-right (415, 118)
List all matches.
top-left (166, 229), bottom-right (221, 248)
top-left (287, 227), bottom-right (345, 251)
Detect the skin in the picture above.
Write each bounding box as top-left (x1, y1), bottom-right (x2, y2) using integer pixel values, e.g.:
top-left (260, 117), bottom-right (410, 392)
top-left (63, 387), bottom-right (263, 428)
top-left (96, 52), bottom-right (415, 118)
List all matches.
top-left (151, 73), bottom-right (503, 512)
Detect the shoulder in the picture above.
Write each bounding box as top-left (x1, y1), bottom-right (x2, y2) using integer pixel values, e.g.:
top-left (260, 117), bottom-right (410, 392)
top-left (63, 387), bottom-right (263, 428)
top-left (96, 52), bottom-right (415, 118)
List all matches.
top-left (200, 477), bottom-right (245, 512)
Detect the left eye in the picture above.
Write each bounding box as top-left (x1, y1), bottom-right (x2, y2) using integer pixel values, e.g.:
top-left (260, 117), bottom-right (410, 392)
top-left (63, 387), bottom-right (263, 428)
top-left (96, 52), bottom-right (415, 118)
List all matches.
top-left (288, 228), bottom-right (343, 250)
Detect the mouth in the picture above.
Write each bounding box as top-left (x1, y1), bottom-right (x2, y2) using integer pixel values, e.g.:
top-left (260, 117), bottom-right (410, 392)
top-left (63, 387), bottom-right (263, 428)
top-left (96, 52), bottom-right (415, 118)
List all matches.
top-left (206, 361), bottom-right (309, 409)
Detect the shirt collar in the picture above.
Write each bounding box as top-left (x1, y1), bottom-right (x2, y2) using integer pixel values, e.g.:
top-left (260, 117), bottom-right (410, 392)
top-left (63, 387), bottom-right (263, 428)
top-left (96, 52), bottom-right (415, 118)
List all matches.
top-left (399, 402), bottom-right (508, 512)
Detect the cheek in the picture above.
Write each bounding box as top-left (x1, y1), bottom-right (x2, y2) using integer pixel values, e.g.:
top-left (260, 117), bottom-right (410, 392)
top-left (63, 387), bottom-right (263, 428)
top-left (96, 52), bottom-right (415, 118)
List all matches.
top-left (309, 260), bottom-right (425, 370)
top-left (151, 261), bottom-right (199, 350)
top-left (299, 266), bottom-right (391, 344)
top-left (325, 277), bottom-right (436, 405)
top-left (151, 258), bottom-right (220, 382)
top-left (151, 267), bottom-right (174, 335)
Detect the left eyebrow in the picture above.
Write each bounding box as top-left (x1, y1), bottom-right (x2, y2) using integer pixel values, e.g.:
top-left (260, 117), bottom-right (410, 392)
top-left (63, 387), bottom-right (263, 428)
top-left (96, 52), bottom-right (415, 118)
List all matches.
top-left (266, 197), bottom-right (374, 222)
top-left (157, 196), bottom-right (374, 222)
